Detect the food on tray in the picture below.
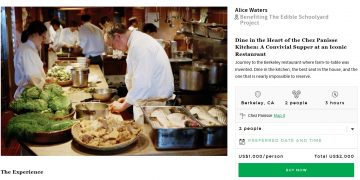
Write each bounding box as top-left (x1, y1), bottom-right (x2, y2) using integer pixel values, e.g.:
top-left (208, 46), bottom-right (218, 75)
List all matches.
top-left (10, 84), bottom-right (72, 117)
top-left (6, 112), bottom-right (75, 140)
top-left (47, 66), bottom-right (71, 81)
top-left (208, 107), bottom-right (227, 125)
top-left (167, 113), bottom-right (188, 127)
top-left (149, 107), bottom-right (200, 128)
top-left (77, 117), bottom-right (141, 147)
top-left (189, 106), bottom-right (227, 126)
top-left (151, 109), bottom-right (172, 127)
top-left (189, 106), bottom-right (221, 126)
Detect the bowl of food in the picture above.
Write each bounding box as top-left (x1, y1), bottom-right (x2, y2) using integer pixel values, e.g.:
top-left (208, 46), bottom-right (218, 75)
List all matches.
top-left (71, 117), bottom-right (142, 151)
top-left (57, 79), bottom-right (73, 87)
top-left (91, 88), bottom-right (118, 102)
top-left (47, 66), bottom-right (72, 86)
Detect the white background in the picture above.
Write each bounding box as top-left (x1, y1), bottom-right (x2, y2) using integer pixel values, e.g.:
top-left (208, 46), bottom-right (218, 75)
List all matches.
top-left (1, 0), bottom-right (360, 180)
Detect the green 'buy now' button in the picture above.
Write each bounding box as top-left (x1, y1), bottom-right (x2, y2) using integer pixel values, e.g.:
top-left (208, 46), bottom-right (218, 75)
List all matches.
top-left (238, 163), bottom-right (354, 177)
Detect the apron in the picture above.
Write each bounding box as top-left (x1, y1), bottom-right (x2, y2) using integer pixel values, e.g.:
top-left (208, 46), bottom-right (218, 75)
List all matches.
top-left (48, 51), bottom-right (58, 69)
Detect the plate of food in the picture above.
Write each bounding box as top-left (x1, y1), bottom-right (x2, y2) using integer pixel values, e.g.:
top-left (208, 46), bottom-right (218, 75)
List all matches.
top-left (71, 117), bottom-right (142, 151)
top-left (47, 66), bottom-right (72, 87)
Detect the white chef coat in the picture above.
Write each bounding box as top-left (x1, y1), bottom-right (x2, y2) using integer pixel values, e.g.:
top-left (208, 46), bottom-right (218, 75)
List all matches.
top-left (78, 22), bottom-right (105, 57)
top-left (44, 21), bottom-right (55, 44)
top-left (47, 27), bottom-right (62, 69)
top-left (13, 40), bottom-right (46, 99)
top-left (44, 21), bottom-right (62, 45)
top-left (50, 27), bottom-right (62, 52)
top-left (128, 25), bottom-right (138, 31)
top-left (58, 27), bottom-right (79, 47)
top-left (125, 30), bottom-right (174, 105)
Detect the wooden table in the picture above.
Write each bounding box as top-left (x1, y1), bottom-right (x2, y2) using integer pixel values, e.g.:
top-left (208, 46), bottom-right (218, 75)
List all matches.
top-left (20, 65), bottom-right (227, 156)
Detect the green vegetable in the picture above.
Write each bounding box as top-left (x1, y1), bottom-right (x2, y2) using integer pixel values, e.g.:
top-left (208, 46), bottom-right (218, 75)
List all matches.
top-left (10, 99), bottom-right (48, 113)
top-left (39, 91), bottom-right (51, 101)
top-left (21, 86), bottom-right (41, 99)
top-left (48, 95), bottom-right (71, 112)
top-left (47, 66), bottom-right (71, 81)
top-left (9, 98), bottom-right (27, 113)
top-left (9, 83), bottom-right (71, 115)
top-left (54, 109), bottom-right (68, 117)
top-left (43, 83), bottom-right (63, 96)
top-left (34, 99), bottom-right (48, 111)
top-left (6, 112), bottom-right (75, 140)
top-left (46, 120), bottom-right (74, 131)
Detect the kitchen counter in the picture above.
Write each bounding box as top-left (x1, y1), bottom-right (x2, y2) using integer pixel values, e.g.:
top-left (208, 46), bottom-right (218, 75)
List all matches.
top-left (63, 65), bottom-right (108, 103)
top-left (19, 64), bottom-right (227, 156)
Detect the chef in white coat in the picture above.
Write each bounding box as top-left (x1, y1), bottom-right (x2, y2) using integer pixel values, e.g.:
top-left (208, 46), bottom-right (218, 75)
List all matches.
top-left (59, 21), bottom-right (80, 48)
top-left (48, 19), bottom-right (63, 52)
top-left (44, 19), bottom-right (62, 69)
top-left (128, 17), bottom-right (139, 31)
top-left (14, 20), bottom-right (47, 99)
top-left (78, 14), bottom-right (105, 69)
top-left (44, 19), bottom-right (59, 46)
top-left (47, 19), bottom-right (63, 68)
top-left (106, 23), bottom-right (174, 122)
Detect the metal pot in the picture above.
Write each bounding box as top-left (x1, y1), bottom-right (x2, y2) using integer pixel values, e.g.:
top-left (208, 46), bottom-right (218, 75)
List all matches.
top-left (71, 67), bottom-right (89, 88)
top-left (179, 65), bottom-right (208, 91)
top-left (75, 102), bottom-right (109, 120)
top-left (208, 60), bottom-right (226, 85)
top-left (193, 59), bottom-right (226, 85)
top-left (91, 88), bottom-right (118, 102)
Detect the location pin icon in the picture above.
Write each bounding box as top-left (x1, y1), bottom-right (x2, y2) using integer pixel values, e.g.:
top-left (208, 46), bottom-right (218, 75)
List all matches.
top-left (255, 91), bottom-right (261, 98)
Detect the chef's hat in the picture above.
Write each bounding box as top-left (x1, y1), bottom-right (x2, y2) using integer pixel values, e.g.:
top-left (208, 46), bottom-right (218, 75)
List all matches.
top-left (128, 17), bottom-right (137, 21)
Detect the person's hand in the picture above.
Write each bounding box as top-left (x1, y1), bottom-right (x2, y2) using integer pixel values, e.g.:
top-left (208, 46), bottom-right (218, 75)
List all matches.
top-left (109, 101), bottom-right (123, 114)
top-left (109, 97), bottom-right (130, 114)
top-left (117, 97), bottom-right (126, 103)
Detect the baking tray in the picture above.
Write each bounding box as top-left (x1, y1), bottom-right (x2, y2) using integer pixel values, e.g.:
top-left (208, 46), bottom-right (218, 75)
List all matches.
top-left (141, 106), bottom-right (202, 150)
top-left (185, 105), bottom-right (227, 147)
